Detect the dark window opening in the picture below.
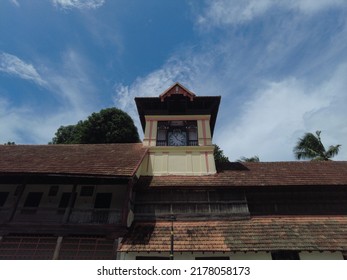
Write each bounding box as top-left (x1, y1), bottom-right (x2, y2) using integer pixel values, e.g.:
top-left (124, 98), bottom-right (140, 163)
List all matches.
top-left (48, 186), bottom-right (59, 196)
top-left (59, 193), bottom-right (75, 208)
top-left (23, 192), bottom-right (43, 208)
top-left (0, 192), bottom-right (9, 207)
top-left (272, 251), bottom-right (300, 260)
top-left (92, 193), bottom-right (112, 224)
top-left (80, 186), bottom-right (94, 197)
top-left (94, 193), bottom-right (112, 209)
top-left (58, 192), bottom-right (75, 215)
top-left (22, 192), bottom-right (43, 214)
top-left (246, 188), bottom-right (347, 216)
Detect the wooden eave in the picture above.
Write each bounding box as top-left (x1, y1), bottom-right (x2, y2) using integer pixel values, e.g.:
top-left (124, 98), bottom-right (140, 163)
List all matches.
top-left (135, 95), bottom-right (221, 135)
top-left (159, 82), bottom-right (196, 101)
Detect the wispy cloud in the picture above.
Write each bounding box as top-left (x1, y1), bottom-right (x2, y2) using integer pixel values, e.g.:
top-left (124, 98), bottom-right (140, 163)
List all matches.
top-left (0, 49), bottom-right (99, 144)
top-left (51, 0), bottom-right (105, 10)
top-left (198, 0), bottom-right (347, 27)
top-left (113, 59), bottom-right (194, 133)
top-left (46, 49), bottom-right (97, 114)
top-left (9, 0), bottom-right (20, 7)
top-left (0, 52), bottom-right (46, 86)
top-left (113, 2), bottom-right (347, 161)
top-left (0, 96), bottom-right (92, 144)
top-left (215, 65), bottom-right (347, 161)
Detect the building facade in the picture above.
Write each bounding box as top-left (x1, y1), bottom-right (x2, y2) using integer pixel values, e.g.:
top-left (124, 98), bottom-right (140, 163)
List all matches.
top-left (0, 83), bottom-right (347, 260)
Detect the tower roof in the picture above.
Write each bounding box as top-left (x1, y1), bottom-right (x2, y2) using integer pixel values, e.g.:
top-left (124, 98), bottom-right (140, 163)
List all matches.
top-left (135, 83), bottom-right (221, 135)
top-left (159, 82), bottom-right (196, 101)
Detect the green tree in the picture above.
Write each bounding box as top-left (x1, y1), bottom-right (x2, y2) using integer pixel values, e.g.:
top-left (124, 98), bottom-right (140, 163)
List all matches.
top-left (51, 124), bottom-right (83, 144)
top-left (293, 130), bottom-right (341, 161)
top-left (213, 144), bottom-right (230, 164)
top-left (237, 155), bottom-right (260, 162)
top-left (51, 108), bottom-right (140, 144)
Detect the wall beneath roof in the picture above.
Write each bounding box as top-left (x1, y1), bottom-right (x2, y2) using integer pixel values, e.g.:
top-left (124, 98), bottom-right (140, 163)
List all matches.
top-left (138, 146), bottom-right (216, 176)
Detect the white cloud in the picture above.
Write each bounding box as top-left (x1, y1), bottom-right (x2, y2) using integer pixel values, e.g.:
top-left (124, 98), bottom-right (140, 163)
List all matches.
top-left (113, 19), bottom-right (347, 161)
top-left (0, 98), bottom-right (28, 143)
top-left (113, 59), bottom-right (194, 134)
top-left (0, 52), bottom-right (46, 86)
top-left (10, 0), bottom-right (20, 7)
top-left (46, 49), bottom-right (97, 114)
top-left (198, 0), bottom-right (347, 27)
top-left (292, 0), bottom-right (347, 13)
top-left (0, 50), bottom-right (95, 114)
top-left (215, 63), bottom-right (347, 161)
top-left (0, 49), bottom-right (99, 144)
top-left (51, 0), bottom-right (105, 10)
top-left (0, 96), bottom-right (91, 144)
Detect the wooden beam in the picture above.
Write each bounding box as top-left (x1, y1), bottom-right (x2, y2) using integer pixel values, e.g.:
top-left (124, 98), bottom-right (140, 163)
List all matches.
top-left (52, 236), bottom-right (63, 260)
top-left (62, 184), bottom-right (77, 224)
top-left (7, 184), bottom-right (26, 223)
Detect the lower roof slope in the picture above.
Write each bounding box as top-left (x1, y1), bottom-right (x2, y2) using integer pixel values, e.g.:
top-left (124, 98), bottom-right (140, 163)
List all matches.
top-left (119, 216), bottom-right (347, 252)
top-left (1, 144), bottom-right (347, 186)
top-left (137, 161), bottom-right (347, 188)
top-left (0, 143), bottom-right (148, 178)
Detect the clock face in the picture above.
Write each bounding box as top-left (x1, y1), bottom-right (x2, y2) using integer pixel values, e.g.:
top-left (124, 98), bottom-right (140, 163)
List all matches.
top-left (168, 130), bottom-right (187, 146)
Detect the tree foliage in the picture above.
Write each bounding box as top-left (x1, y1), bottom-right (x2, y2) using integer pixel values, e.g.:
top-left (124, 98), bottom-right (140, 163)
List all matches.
top-left (213, 144), bottom-right (230, 164)
top-left (51, 108), bottom-right (140, 144)
top-left (237, 155), bottom-right (260, 162)
top-left (293, 130), bottom-right (341, 161)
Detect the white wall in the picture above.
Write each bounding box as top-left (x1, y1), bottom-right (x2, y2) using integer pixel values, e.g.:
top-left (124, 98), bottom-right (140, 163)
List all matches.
top-left (299, 251), bottom-right (344, 260)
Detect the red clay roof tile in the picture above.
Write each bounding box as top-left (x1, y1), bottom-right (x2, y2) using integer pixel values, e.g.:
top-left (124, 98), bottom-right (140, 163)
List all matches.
top-left (137, 161), bottom-right (347, 188)
top-left (119, 217), bottom-right (347, 252)
top-left (0, 143), bottom-right (148, 177)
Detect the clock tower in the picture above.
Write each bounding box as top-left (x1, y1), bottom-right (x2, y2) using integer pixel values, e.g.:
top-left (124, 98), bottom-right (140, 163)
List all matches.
top-left (135, 82), bottom-right (221, 176)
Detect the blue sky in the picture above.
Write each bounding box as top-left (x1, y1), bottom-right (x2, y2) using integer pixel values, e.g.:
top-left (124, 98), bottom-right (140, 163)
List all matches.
top-left (1, 0), bottom-right (347, 161)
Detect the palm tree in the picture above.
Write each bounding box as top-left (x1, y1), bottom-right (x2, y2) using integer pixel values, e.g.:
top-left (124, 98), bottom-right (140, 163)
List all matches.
top-left (293, 131), bottom-right (341, 161)
top-left (237, 155), bottom-right (260, 162)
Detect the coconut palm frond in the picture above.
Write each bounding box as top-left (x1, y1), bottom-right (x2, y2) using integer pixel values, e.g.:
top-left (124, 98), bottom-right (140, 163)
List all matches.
top-left (293, 132), bottom-right (325, 160)
top-left (325, 144), bottom-right (341, 159)
top-left (293, 131), bottom-right (341, 161)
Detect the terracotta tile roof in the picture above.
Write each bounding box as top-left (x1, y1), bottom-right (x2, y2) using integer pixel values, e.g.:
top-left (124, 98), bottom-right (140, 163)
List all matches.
top-left (0, 144), bottom-right (148, 178)
top-left (137, 161), bottom-right (347, 188)
top-left (119, 216), bottom-right (347, 252)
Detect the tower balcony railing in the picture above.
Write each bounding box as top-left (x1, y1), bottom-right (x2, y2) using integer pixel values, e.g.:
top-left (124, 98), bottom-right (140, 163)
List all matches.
top-left (156, 140), bottom-right (167, 146)
top-left (188, 140), bottom-right (199, 146)
top-left (156, 140), bottom-right (199, 146)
